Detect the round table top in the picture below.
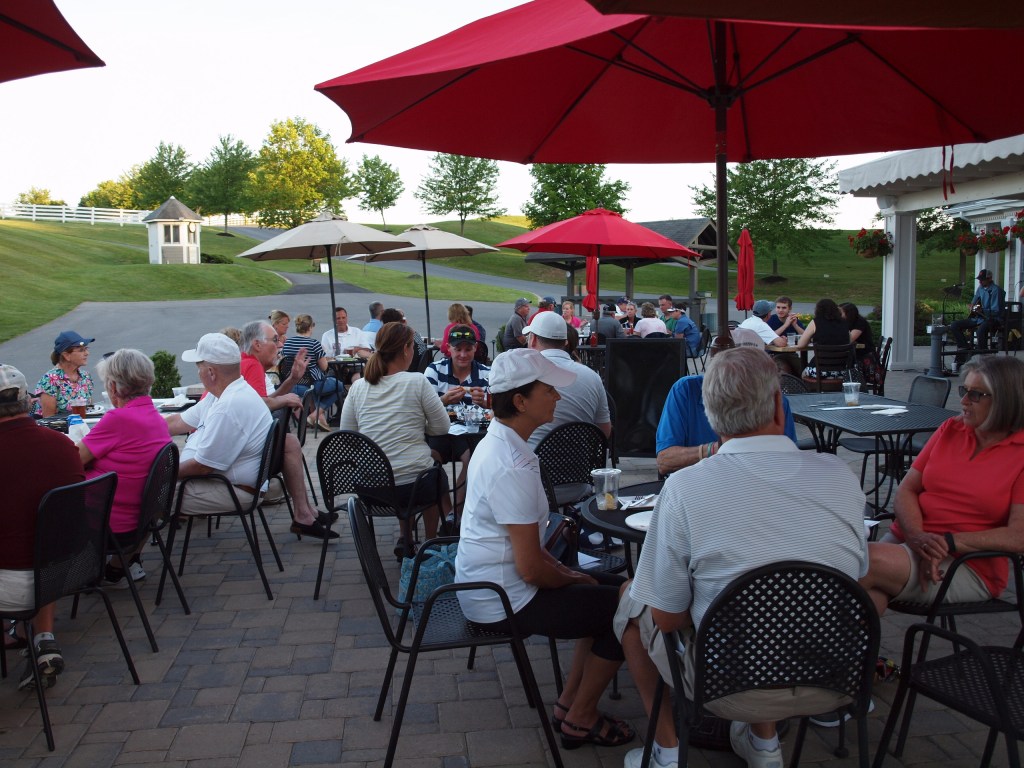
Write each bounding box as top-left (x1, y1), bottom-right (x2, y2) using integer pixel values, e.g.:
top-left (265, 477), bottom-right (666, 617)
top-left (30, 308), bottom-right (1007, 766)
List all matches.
top-left (581, 479), bottom-right (664, 544)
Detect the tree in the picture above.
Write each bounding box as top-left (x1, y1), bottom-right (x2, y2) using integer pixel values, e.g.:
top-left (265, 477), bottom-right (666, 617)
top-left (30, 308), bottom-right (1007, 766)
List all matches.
top-left (189, 135), bottom-right (257, 233)
top-left (691, 158), bottom-right (840, 277)
top-left (354, 154), bottom-right (404, 228)
top-left (415, 153), bottom-right (505, 234)
top-left (79, 168), bottom-right (139, 209)
top-left (135, 142), bottom-right (193, 209)
top-left (522, 163), bottom-right (629, 227)
top-left (250, 117), bottom-right (355, 229)
top-left (16, 187), bottom-right (65, 206)
top-left (914, 208), bottom-right (974, 284)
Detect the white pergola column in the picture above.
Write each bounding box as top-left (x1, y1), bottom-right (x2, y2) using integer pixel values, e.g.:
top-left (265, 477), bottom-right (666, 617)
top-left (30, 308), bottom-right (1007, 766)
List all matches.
top-left (883, 212), bottom-right (918, 369)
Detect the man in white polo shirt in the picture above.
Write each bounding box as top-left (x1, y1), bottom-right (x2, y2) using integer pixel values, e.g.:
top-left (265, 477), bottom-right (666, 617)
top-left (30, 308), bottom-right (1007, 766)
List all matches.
top-left (165, 333), bottom-right (272, 516)
top-left (614, 346), bottom-right (868, 768)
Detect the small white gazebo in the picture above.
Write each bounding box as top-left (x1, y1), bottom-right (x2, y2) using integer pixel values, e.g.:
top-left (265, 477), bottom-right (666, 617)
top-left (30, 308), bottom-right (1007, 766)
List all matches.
top-left (142, 196), bottom-right (202, 265)
top-left (840, 135), bottom-right (1024, 369)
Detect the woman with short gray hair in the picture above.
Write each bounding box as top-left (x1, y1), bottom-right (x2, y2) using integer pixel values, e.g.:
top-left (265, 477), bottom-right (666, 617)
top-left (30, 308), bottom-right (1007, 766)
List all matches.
top-left (78, 349), bottom-right (171, 587)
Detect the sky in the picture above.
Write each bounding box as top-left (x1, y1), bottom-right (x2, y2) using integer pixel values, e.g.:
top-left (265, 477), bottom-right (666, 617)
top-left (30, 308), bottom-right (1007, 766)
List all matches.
top-left (1, 0), bottom-right (886, 229)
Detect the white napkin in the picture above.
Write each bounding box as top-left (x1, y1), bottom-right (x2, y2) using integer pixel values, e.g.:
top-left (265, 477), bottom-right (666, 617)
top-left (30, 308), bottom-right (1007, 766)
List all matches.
top-left (449, 423), bottom-right (479, 435)
top-left (873, 408), bottom-right (908, 416)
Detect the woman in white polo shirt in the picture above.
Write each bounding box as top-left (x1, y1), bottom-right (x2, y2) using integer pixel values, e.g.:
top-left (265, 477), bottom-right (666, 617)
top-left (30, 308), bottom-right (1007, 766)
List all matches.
top-left (455, 349), bottom-right (634, 751)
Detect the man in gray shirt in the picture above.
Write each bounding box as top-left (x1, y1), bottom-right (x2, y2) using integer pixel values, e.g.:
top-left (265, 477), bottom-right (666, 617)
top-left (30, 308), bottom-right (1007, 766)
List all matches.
top-left (596, 303), bottom-right (622, 341)
top-left (502, 297), bottom-right (531, 350)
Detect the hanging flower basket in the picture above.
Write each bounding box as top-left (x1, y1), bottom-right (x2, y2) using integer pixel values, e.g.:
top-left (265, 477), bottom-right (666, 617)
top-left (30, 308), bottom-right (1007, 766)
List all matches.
top-left (955, 232), bottom-right (979, 256)
top-left (977, 227), bottom-right (1010, 253)
top-left (847, 228), bottom-right (893, 259)
top-left (1010, 210), bottom-right (1024, 242)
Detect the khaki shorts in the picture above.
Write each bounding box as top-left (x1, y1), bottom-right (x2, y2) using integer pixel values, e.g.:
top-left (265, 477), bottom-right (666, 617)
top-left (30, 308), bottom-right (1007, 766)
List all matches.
top-left (178, 482), bottom-right (256, 516)
top-left (890, 541), bottom-right (991, 605)
top-left (0, 569), bottom-right (35, 612)
top-left (614, 592), bottom-right (850, 723)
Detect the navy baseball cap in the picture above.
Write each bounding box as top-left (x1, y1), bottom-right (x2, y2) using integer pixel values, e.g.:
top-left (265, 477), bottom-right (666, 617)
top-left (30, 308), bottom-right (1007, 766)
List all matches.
top-left (53, 330), bottom-right (94, 356)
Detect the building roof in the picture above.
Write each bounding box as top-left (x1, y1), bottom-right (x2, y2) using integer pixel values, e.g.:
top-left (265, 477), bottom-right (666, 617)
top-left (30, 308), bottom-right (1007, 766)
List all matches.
top-left (142, 196), bottom-right (202, 222)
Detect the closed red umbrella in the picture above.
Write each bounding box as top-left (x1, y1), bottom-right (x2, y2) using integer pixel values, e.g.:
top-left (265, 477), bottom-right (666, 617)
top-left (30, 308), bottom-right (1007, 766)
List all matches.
top-left (315, 0), bottom-right (1024, 345)
top-left (735, 229), bottom-right (755, 312)
top-left (1, 0), bottom-right (104, 84)
top-left (497, 208), bottom-right (698, 314)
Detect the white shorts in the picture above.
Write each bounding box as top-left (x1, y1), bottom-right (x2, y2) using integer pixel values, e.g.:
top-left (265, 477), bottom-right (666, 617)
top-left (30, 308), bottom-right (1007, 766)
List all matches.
top-left (0, 569), bottom-right (35, 612)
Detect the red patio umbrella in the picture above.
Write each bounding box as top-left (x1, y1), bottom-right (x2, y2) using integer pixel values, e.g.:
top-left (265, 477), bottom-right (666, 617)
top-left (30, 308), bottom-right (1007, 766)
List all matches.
top-left (315, 0), bottom-right (1024, 345)
top-left (1, 0), bottom-right (104, 84)
top-left (735, 228), bottom-right (754, 312)
top-left (497, 208), bottom-right (698, 313)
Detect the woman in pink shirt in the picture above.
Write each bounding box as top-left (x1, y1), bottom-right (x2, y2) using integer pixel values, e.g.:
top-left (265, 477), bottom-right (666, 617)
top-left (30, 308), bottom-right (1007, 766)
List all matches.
top-left (78, 349), bottom-right (171, 587)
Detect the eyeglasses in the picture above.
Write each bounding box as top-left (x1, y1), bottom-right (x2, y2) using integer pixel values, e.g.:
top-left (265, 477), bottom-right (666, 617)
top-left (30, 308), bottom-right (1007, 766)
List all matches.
top-left (261, 334), bottom-right (279, 344)
top-left (958, 386), bottom-right (992, 403)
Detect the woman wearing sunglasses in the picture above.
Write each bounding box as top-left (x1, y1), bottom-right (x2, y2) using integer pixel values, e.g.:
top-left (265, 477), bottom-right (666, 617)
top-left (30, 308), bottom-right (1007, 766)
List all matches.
top-left (860, 355), bottom-right (1024, 616)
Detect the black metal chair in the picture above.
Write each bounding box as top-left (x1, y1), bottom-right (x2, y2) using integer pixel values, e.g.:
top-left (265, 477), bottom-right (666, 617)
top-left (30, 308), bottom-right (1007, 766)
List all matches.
top-left (160, 420), bottom-right (284, 602)
top-left (697, 326), bottom-right (713, 371)
top-left (863, 336), bottom-right (893, 396)
top-left (293, 389), bottom-right (319, 504)
top-left (314, 430), bottom-right (444, 598)
top-left (801, 342), bottom-right (856, 392)
top-left (640, 561), bottom-right (879, 768)
top-left (838, 375), bottom-right (951, 506)
top-left (778, 375), bottom-right (819, 452)
top-left (874, 622), bottom-right (1024, 768)
top-left (535, 421), bottom-right (609, 511)
top-left (0, 472), bottom-right (139, 751)
top-left (71, 442), bottom-right (186, 653)
top-left (347, 497), bottom-right (564, 768)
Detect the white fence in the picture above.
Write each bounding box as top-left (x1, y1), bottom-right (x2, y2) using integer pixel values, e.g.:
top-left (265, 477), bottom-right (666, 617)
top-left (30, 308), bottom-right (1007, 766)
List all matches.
top-left (0, 203), bottom-right (258, 228)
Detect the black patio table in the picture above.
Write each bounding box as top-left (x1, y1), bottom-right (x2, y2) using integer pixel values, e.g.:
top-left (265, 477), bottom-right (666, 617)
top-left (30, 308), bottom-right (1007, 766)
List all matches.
top-left (788, 392), bottom-right (957, 508)
top-left (580, 479), bottom-right (664, 546)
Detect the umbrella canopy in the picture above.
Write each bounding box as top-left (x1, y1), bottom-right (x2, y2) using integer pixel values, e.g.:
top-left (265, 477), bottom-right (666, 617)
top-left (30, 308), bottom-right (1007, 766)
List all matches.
top-left (346, 224), bottom-right (497, 339)
top-left (315, 0), bottom-right (1024, 345)
top-left (1, 0), bottom-right (104, 84)
top-left (584, 0), bottom-right (1017, 29)
top-left (238, 211), bottom-right (412, 350)
top-left (497, 208), bottom-right (697, 312)
top-left (735, 228), bottom-right (754, 312)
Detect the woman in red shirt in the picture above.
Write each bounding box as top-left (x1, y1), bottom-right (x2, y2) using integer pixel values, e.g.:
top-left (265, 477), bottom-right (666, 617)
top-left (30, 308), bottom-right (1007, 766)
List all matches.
top-left (861, 355), bottom-right (1024, 615)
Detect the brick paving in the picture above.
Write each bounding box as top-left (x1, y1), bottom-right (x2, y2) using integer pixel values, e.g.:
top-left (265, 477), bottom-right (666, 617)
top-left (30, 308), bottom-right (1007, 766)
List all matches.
top-left (1, 358), bottom-right (1019, 768)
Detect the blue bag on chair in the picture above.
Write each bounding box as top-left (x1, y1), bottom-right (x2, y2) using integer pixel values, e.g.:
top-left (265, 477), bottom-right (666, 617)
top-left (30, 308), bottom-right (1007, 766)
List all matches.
top-left (397, 542), bottom-right (458, 606)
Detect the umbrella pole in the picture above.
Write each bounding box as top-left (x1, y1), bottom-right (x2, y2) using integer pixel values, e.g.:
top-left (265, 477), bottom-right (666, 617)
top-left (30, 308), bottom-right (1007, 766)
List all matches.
top-left (713, 21), bottom-right (733, 351)
top-left (420, 255), bottom-right (431, 341)
top-left (327, 250), bottom-right (339, 353)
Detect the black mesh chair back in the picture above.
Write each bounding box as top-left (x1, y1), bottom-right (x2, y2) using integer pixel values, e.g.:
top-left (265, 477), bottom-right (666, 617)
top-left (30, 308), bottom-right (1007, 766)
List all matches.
top-left (779, 373), bottom-right (809, 394)
top-left (0, 472), bottom-right (140, 751)
top-left (160, 420), bottom-right (283, 602)
top-left (277, 354), bottom-right (313, 386)
top-left (868, 336), bottom-right (893, 396)
top-left (643, 560), bottom-right (879, 768)
top-left (802, 343), bottom-right (856, 392)
top-left (347, 497), bottom-right (564, 768)
top-left (295, 389), bottom-right (315, 447)
top-left (645, 331), bottom-right (670, 338)
top-left (535, 421), bottom-right (608, 508)
top-left (605, 389), bottom-right (618, 468)
top-left (908, 374), bottom-right (951, 408)
top-left (697, 326), bottom-right (713, 370)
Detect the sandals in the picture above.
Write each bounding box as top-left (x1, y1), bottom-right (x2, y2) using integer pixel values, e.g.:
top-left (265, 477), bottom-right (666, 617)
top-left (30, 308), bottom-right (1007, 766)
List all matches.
top-left (560, 713), bottom-right (635, 750)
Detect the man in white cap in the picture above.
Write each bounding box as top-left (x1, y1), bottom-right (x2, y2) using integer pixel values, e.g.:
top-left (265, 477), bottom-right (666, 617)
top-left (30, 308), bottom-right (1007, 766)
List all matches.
top-left (523, 311), bottom-right (610, 449)
top-left (739, 300), bottom-right (789, 348)
top-left (164, 333), bottom-right (273, 517)
top-left (0, 364), bottom-right (83, 691)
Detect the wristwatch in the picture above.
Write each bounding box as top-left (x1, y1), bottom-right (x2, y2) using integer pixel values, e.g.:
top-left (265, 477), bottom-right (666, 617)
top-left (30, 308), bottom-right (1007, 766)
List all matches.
top-left (943, 531), bottom-right (957, 554)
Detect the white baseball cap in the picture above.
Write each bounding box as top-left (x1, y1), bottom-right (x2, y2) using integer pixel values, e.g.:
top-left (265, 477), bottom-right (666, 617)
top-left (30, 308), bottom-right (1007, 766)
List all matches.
top-left (182, 333), bottom-right (241, 364)
top-left (488, 348), bottom-right (576, 393)
top-left (523, 311), bottom-right (569, 340)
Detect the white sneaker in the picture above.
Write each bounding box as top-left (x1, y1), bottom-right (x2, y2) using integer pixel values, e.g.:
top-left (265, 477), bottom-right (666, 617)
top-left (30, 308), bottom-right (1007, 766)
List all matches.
top-left (623, 746), bottom-right (678, 768)
top-left (729, 721), bottom-right (782, 768)
top-left (128, 561), bottom-right (146, 581)
top-left (809, 698), bottom-right (875, 727)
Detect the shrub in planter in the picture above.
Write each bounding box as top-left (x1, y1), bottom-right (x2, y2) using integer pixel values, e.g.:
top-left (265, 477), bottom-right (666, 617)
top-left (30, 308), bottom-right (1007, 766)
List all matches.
top-left (151, 350), bottom-right (181, 398)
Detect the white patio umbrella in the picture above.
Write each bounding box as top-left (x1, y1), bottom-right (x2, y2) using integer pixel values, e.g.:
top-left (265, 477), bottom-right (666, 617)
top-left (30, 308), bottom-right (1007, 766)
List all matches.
top-left (347, 224), bottom-right (496, 339)
top-left (238, 211), bottom-right (412, 350)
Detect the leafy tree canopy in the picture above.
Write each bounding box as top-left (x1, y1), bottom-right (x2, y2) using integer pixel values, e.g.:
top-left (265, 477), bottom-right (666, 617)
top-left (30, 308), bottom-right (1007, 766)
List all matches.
top-left (135, 142), bottom-right (194, 210)
top-left (250, 117), bottom-right (355, 229)
top-left (522, 163), bottom-right (629, 227)
top-left (16, 187), bottom-right (65, 206)
top-left (79, 168), bottom-right (138, 209)
top-left (354, 154), bottom-right (404, 228)
top-left (189, 135), bottom-right (257, 232)
top-left (691, 158), bottom-right (839, 276)
top-left (414, 153), bottom-right (505, 234)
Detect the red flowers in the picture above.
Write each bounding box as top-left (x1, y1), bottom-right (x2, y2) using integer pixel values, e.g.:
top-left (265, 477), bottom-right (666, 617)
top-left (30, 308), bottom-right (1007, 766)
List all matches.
top-left (1011, 210), bottom-right (1024, 242)
top-left (977, 227), bottom-right (1010, 253)
top-left (848, 228), bottom-right (893, 258)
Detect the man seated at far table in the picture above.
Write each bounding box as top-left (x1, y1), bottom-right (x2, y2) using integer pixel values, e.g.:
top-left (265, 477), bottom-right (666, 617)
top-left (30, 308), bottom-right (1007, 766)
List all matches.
top-left (741, 299), bottom-right (800, 375)
top-left (321, 306), bottom-right (370, 383)
top-left (615, 346), bottom-right (869, 768)
top-left (664, 302), bottom-right (701, 357)
top-left (655, 329), bottom-right (797, 476)
top-left (238, 321), bottom-right (337, 540)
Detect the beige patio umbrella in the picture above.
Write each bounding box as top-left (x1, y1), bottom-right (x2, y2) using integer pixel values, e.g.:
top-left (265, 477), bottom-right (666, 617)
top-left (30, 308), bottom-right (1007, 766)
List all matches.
top-left (347, 224), bottom-right (496, 339)
top-left (238, 211), bottom-right (412, 351)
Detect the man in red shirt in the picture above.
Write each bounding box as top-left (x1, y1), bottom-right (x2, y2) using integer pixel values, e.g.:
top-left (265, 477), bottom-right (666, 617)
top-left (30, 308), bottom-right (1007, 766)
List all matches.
top-left (0, 365), bottom-right (85, 690)
top-left (238, 321), bottom-right (337, 540)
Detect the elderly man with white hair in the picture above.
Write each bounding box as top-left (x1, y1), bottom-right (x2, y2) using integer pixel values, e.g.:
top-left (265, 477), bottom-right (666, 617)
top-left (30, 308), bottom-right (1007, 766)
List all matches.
top-left (616, 346), bottom-right (868, 768)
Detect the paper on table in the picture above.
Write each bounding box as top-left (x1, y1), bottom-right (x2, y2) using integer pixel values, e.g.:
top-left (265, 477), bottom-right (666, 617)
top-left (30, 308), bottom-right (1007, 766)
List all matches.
top-left (621, 493), bottom-right (657, 509)
top-left (873, 408), bottom-right (909, 416)
top-left (820, 404), bottom-right (892, 411)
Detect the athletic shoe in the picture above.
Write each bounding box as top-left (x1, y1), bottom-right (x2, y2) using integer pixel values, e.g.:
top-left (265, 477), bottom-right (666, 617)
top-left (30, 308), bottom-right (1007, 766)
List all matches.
top-left (809, 698), bottom-right (875, 728)
top-left (730, 721), bottom-right (783, 768)
top-left (624, 746), bottom-right (678, 768)
top-left (127, 559), bottom-right (146, 582)
top-left (18, 638), bottom-right (63, 690)
top-left (103, 564), bottom-right (130, 588)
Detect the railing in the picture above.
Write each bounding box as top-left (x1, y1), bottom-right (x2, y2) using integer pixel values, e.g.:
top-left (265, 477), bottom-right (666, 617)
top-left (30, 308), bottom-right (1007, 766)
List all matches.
top-left (0, 203), bottom-right (259, 229)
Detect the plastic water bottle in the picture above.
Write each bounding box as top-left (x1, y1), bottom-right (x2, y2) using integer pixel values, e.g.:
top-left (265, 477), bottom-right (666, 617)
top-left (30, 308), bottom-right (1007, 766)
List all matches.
top-left (67, 414), bottom-right (90, 443)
